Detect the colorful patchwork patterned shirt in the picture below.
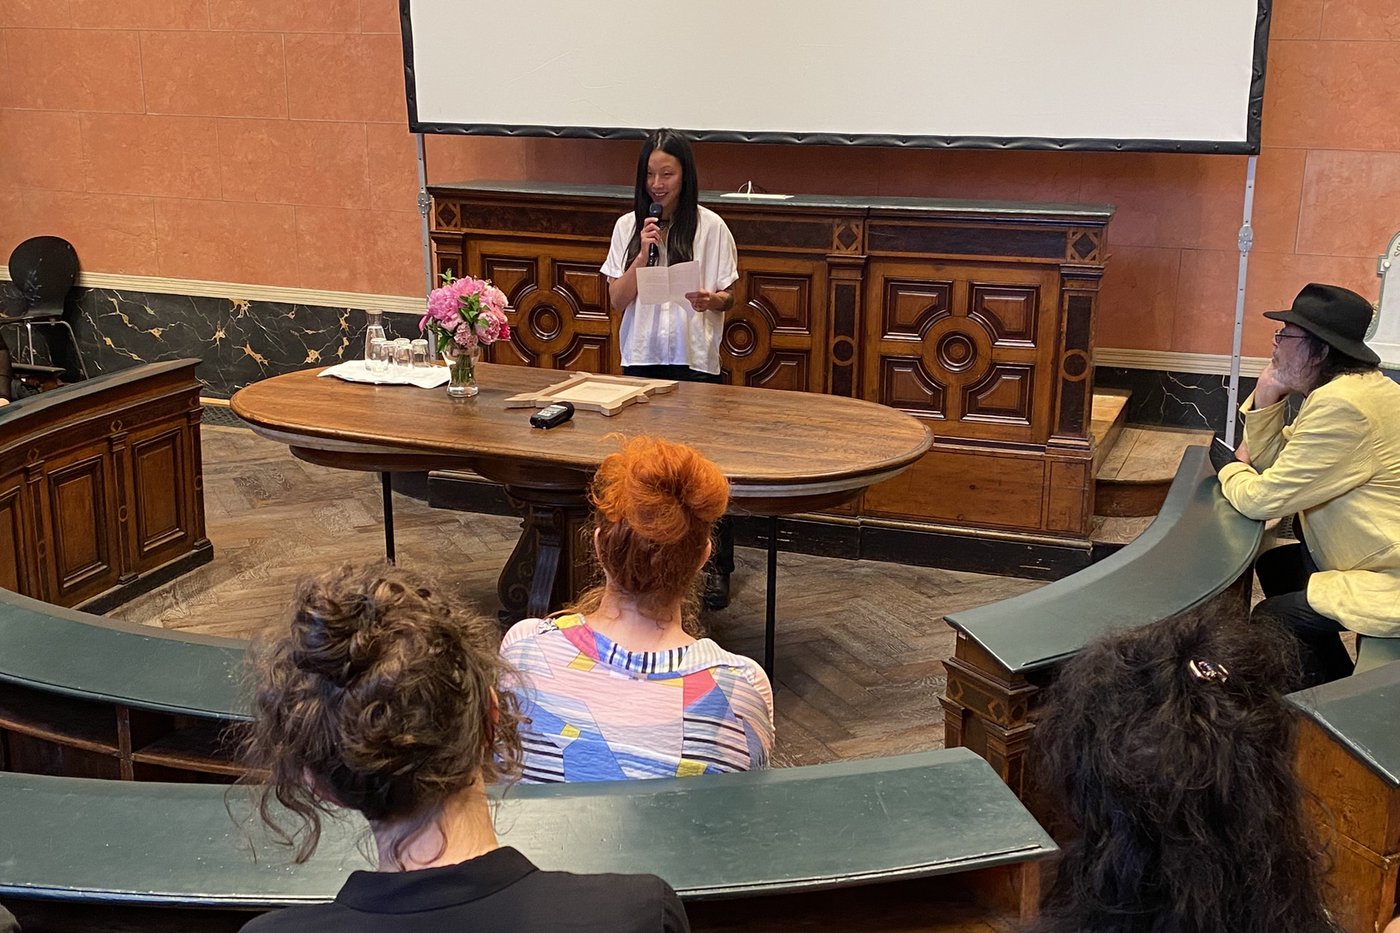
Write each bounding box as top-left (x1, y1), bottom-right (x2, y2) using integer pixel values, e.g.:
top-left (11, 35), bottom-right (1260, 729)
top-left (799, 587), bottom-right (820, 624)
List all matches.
top-left (501, 614), bottom-right (775, 783)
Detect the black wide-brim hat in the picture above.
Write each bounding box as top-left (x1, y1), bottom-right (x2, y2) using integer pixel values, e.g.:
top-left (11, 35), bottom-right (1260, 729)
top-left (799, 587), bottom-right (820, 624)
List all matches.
top-left (1264, 283), bottom-right (1380, 366)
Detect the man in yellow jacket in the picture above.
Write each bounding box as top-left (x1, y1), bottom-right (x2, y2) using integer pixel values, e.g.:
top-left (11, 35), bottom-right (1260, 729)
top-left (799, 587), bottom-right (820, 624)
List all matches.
top-left (1219, 283), bottom-right (1400, 686)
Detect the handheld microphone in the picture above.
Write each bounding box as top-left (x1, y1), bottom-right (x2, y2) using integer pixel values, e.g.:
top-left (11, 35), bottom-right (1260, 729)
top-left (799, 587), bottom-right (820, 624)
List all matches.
top-left (646, 202), bottom-right (663, 266)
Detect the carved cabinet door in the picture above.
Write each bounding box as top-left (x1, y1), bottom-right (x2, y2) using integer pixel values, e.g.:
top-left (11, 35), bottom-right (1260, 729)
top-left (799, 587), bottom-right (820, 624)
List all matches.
top-left (862, 261), bottom-right (1062, 445)
top-left (466, 240), bottom-right (619, 374)
top-left (123, 417), bottom-right (198, 575)
top-left (0, 470), bottom-right (36, 597)
top-left (723, 255), bottom-right (827, 393)
top-left (39, 439), bottom-right (122, 606)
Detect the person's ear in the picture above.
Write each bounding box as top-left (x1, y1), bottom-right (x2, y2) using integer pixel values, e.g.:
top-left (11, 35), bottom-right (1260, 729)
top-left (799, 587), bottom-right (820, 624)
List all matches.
top-left (303, 767), bottom-right (347, 808)
top-left (697, 539), bottom-right (713, 574)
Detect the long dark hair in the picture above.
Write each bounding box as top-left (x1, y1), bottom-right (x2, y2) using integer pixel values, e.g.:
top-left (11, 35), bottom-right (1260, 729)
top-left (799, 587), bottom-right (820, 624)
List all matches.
top-left (624, 128), bottom-right (699, 268)
top-left (1030, 610), bottom-right (1337, 933)
top-left (1301, 334), bottom-right (1378, 387)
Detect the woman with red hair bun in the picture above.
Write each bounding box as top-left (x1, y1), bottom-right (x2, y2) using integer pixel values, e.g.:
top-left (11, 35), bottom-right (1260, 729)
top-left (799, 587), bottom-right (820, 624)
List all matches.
top-left (501, 435), bottom-right (774, 783)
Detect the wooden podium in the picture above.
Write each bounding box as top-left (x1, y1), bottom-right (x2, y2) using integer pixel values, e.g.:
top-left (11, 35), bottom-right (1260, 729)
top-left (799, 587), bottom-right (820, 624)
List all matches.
top-left (429, 182), bottom-right (1113, 574)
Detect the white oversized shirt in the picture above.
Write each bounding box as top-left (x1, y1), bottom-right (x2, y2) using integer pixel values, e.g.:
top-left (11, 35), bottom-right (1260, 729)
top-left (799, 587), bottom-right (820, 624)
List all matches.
top-left (600, 205), bottom-right (738, 375)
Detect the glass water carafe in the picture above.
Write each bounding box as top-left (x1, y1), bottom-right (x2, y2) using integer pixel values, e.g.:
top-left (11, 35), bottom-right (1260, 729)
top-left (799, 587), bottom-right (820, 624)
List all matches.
top-left (364, 310), bottom-right (387, 370)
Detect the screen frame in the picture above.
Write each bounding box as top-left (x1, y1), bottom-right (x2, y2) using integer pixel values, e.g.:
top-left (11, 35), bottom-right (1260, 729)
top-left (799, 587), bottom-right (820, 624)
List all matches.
top-left (398, 1), bottom-right (1271, 156)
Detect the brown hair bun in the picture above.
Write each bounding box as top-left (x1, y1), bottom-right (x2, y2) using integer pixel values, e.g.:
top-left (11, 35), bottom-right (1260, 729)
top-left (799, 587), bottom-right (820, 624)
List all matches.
top-left (241, 563), bottom-right (522, 865)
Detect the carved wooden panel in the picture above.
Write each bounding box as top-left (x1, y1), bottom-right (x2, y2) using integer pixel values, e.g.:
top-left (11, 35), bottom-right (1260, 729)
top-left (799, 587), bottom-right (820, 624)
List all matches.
top-left (744, 352), bottom-right (810, 393)
top-left (970, 285), bottom-right (1038, 346)
top-left (726, 258), bottom-right (824, 391)
top-left (131, 427), bottom-right (186, 555)
top-left (882, 280), bottom-right (952, 340)
top-left (471, 243), bottom-right (618, 372)
top-left (46, 447), bottom-right (117, 601)
top-left (0, 478), bottom-right (29, 595)
top-left (749, 274), bottom-right (811, 333)
top-left (880, 358), bottom-right (946, 418)
top-left (963, 364), bottom-right (1034, 426)
top-left (863, 263), bottom-right (1060, 446)
top-left (479, 257), bottom-right (534, 306)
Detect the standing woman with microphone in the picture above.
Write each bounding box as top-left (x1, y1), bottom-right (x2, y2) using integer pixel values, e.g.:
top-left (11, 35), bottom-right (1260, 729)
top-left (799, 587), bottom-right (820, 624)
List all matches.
top-left (601, 128), bottom-right (739, 609)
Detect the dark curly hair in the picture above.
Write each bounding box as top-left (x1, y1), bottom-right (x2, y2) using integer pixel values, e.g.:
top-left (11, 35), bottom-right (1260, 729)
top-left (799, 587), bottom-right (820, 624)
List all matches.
top-left (1030, 610), bottom-right (1337, 933)
top-left (238, 562), bottom-right (523, 867)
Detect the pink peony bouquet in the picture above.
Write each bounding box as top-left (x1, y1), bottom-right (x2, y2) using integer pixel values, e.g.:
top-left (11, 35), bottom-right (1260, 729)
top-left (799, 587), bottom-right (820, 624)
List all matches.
top-left (420, 272), bottom-right (511, 357)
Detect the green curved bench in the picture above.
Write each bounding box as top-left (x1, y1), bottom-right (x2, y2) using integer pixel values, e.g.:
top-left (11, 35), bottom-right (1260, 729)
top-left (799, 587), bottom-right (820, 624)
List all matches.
top-left (935, 440), bottom-right (1400, 933)
top-left (0, 749), bottom-right (1054, 924)
top-left (0, 583), bottom-right (1055, 929)
top-left (939, 444), bottom-right (1265, 795)
top-left (0, 588), bottom-right (245, 780)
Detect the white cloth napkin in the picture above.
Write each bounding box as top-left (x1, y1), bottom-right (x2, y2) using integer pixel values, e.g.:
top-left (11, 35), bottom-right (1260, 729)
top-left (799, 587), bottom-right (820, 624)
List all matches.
top-left (317, 360), bottom-right (450, 388)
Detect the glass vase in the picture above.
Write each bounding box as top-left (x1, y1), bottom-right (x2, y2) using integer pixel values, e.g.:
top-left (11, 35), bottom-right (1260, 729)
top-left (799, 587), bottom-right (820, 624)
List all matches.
top-left (446, 346), bottom-right (480, 398)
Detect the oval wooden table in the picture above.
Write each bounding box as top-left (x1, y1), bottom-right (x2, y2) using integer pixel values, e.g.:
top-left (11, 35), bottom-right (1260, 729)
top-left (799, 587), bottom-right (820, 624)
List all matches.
top-left (232, 363), bottom-right (931, 673)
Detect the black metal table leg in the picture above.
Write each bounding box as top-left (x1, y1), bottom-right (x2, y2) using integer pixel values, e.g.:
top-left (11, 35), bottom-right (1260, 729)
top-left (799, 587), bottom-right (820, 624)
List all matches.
top-left (764, 515), bottom-right (778, 683)
top-left (380, 471), bottom-right (396, 563)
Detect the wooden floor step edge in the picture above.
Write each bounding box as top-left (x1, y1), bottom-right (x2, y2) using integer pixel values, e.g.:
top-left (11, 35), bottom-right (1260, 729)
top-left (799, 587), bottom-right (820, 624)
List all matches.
top-left (1094, 424), bottom-right (1213, 518)
top-left (1090, 389), bottom-right (1131, 476)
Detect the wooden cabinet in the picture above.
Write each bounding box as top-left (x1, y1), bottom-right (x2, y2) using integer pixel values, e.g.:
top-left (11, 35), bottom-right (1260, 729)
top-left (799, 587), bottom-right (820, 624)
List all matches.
top-left (431, 183), bottom-right (1112, 557)
top-left (0, 360), bottom-right (211, 611)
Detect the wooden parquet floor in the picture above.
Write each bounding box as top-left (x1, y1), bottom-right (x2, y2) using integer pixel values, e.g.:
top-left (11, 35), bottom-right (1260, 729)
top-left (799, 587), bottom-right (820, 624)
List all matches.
top-left (111, 424), bottom-right (1041, 767)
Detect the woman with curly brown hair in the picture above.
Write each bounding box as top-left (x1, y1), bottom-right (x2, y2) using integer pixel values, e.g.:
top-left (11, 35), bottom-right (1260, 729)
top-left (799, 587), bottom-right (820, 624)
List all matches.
top-left (1030, 611), bottom-right (1338, 933)
top-left (502, 435), bottom-right (774, 783)
top-left (239, 562), bottom-right (689, 932)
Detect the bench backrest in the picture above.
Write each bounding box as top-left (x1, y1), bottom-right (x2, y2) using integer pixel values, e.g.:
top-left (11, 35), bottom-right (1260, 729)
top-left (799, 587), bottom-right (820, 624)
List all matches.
top-left (946, 445), bottom-right (1263, 675)
top-left (0, 747), bottom-right (1056, 908)
top-left (0, 588), bottom-right (246, 719)
top-left (1355, 635), bottom-right (1400, 676)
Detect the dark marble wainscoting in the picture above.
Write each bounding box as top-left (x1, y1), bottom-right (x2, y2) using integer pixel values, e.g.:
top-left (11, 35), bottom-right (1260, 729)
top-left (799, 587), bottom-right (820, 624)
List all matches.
top-left (0, 282), bottom-right (418, 399)
top-left (1095, 366), bottom-right (1259, 435)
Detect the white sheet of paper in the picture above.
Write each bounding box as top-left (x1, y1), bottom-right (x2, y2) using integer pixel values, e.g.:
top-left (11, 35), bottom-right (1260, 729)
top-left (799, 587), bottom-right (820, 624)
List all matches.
top-left (668, 261), bottom-right (702, 304)
top-left (635, 260), bottom-right (704, 307)
top-left (635, 266), bottom-right (670, 305)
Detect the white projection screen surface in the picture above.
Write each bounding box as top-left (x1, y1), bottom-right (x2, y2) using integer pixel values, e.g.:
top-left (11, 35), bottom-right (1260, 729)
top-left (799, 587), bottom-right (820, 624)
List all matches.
top-left (400, 1), bottom-right (1269, 154)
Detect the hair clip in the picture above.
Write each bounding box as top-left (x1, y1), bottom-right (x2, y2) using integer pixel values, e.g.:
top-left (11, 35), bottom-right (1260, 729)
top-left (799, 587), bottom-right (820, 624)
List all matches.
top-left (1188, 658), bottom-right (1230, 683)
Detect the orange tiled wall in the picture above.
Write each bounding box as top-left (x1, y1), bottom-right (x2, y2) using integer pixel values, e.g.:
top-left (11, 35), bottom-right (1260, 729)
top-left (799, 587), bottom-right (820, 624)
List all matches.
top-left (2, 0), bottom-right (1397, 358)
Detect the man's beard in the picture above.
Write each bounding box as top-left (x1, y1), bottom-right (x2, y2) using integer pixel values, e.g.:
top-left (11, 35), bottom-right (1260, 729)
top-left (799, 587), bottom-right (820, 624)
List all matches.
top-left (1274, 351), bottom-right (1319, 393)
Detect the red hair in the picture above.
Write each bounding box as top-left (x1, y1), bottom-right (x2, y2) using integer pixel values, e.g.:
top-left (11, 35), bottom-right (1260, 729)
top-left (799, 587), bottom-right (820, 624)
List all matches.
top-left (586, 435), bottom-right (729, 619)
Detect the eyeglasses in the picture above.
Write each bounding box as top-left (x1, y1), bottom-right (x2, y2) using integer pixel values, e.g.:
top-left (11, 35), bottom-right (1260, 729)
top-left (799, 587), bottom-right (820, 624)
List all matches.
top-left (1272, 329), bottom-right (1309, 346)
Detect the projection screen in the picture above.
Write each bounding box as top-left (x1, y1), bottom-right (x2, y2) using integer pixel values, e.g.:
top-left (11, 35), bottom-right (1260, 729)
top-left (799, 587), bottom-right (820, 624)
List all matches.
top-left (400, 1), bottom-right (1269, 154)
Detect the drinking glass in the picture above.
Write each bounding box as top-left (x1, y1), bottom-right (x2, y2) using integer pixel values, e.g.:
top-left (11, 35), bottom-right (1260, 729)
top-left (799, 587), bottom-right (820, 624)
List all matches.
top-left (410, 339), bottom-right (430, 367)
top-left (368, 337), bottom-right (390, 375)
